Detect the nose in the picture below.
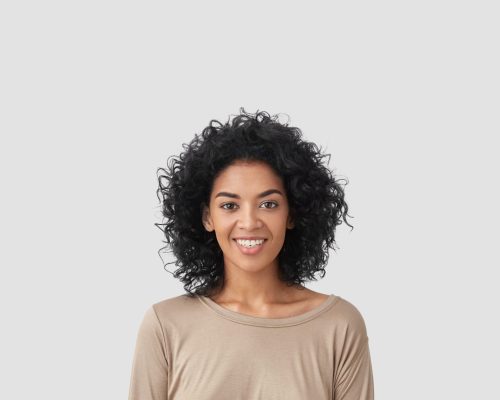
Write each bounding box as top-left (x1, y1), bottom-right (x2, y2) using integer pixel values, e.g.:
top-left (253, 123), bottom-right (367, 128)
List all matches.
top-left (237, 206), bottom-right (263, 230)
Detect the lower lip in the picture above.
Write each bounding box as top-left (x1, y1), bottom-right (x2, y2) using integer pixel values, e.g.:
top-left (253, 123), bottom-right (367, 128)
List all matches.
top-left (233, 239), bottom-right (267, 255)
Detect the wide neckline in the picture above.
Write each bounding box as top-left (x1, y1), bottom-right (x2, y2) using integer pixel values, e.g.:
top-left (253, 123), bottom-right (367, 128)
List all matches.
top-left (197, 293), bottom-right (339, 327)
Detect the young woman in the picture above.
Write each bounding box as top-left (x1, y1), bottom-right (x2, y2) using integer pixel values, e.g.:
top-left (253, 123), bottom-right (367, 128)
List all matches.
top-left (128, 109), bottom-right (374, 400)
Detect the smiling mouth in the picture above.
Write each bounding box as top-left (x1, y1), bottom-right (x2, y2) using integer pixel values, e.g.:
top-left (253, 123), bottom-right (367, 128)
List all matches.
top-left (233, 239), bottom-right (268, 254)
top-left (233, 239), bottom-right (267, 247)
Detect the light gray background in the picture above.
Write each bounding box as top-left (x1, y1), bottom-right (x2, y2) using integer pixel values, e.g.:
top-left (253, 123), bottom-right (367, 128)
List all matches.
top-left (1, 1), bottom-right (498, 399)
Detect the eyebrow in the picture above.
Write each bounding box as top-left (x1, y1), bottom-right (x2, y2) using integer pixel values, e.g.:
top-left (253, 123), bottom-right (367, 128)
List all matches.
top-left (214, 189), bottom-right (284, 199)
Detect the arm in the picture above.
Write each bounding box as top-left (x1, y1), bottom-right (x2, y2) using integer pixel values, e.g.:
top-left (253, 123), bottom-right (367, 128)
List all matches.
top-left (333, 337), bottom-right (374, 400)
top-left (128, 305), bottom-right (169, 400)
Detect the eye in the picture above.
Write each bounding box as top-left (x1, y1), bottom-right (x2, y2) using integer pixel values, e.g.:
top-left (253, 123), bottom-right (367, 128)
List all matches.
top-left (220, 202), bottom-right (237, 210)
top-left (261, 201), bottom-right (278, 209)
top-left (220, 201), bottom-right (278, 211)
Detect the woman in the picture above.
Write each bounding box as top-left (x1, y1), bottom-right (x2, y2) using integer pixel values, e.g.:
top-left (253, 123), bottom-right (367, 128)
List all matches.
top-left (128, 109), bottom-right (374, 400)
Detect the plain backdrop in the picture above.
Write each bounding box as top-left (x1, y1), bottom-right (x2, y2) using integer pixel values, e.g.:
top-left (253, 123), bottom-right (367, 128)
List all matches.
top-left (1, 1), bottom-right (499, 399)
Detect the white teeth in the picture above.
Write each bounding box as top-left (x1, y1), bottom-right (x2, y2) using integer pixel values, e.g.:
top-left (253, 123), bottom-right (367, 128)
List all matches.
top-left (236, 239), bottom-right (265, 248)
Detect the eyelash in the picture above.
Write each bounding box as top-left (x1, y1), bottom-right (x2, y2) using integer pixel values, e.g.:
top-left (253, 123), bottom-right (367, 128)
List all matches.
top-left (220, 201), bottom-right (278, 211)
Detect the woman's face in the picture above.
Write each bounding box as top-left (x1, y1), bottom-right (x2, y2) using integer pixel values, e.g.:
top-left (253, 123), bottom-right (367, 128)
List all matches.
top-left (202, 160), bottom-right (294, 274)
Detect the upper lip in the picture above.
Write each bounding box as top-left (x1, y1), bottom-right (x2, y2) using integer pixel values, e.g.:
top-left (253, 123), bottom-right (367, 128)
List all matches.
top-left (234, 237), bottom-right (267, 240)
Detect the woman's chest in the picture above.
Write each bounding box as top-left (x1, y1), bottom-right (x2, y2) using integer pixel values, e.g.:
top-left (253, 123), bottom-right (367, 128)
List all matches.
top-left (167, 328), bottom-right (334, 400)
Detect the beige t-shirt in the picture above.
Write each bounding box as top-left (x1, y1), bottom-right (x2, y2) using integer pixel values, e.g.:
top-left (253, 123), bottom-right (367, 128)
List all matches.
top-left (128, 293), bottom-right (374, 400)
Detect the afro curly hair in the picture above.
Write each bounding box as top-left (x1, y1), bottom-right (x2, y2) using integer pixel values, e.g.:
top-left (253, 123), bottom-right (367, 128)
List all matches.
top-left (155, 108), bottom-right (353, 299)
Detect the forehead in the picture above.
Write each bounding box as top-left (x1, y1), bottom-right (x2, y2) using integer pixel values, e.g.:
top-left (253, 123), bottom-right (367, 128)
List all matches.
top-left (211, 161), bottom-right (284, 192)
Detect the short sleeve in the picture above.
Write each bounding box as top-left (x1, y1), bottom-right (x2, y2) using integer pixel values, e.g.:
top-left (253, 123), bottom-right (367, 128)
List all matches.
top-left (333, 337), bottom-right (374, 400)
top-left (128, 305), bottom-right (169, 400)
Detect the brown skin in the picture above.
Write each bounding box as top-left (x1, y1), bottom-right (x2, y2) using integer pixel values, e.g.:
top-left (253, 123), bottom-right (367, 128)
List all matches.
top-left (201, 160), bottom-right (329, 318)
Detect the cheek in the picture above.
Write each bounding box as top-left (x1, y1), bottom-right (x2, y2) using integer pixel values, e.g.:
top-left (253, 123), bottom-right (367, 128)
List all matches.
top-left (211, 211), bottom-right (231, 227)
top-left (212, 220), bottom-right (234, 242)
top-left (269, 212), bottom-right (290, 228)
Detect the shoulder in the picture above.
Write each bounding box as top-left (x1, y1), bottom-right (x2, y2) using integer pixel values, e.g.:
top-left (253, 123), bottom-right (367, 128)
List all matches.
top-left (325, 295), bottom-right (372, 373)
top-left (151, 293), bottom-right (195, 312)
top-left (330, 295), bottom-right (370, 341)
top-left (147, 293), bottom-right (204, 328)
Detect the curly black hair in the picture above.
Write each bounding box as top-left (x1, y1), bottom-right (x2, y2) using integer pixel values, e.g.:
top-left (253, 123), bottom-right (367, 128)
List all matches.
top-left (155, 108), bottom-right (353, 299)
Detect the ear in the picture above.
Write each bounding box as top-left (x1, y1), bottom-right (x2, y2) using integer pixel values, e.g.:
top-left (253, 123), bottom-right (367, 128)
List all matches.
top-left (201, 203), bottom-right (214, 232)
top-left (287, 213), bottom-right (295, 230)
